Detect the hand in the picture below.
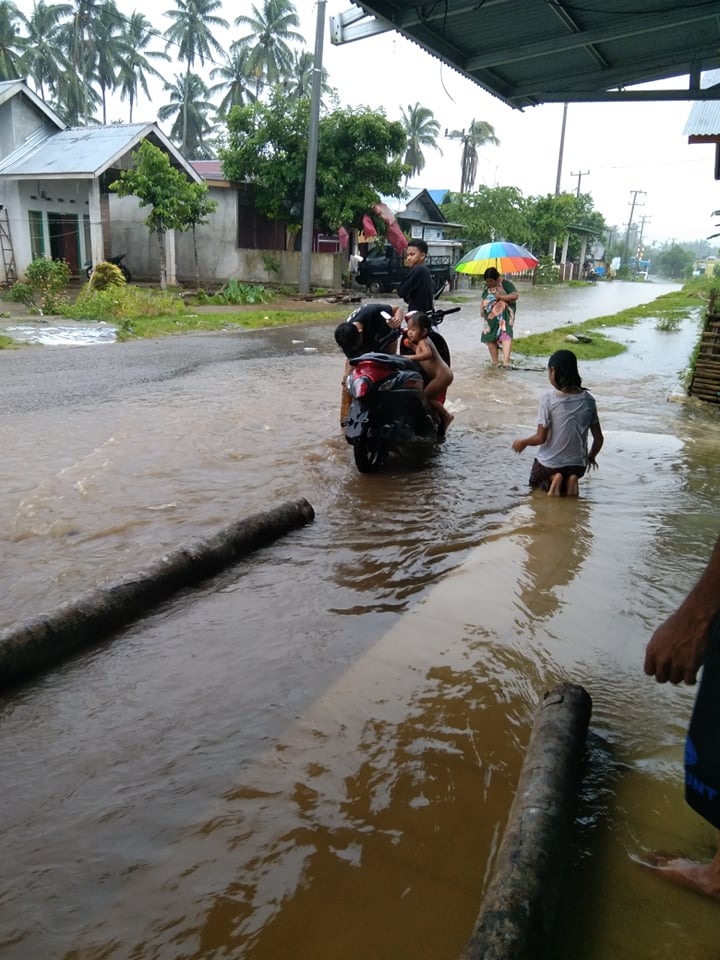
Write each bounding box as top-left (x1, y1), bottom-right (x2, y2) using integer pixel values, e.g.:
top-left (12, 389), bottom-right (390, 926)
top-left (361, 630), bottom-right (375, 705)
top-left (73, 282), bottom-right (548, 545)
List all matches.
top-left (644, 606), bottom-right (712, 684)
top-left (587, 454), bottom-right (599, 469)
top-left (512, 438), bottom-right (526, 453)
top-left (389, 308), bottom-right (404, 329)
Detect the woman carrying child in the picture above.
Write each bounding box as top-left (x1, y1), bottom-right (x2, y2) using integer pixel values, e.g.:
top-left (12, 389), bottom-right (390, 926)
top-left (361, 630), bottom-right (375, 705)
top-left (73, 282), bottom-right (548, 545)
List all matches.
top-left (481, 267), bottom-right (519, 368)
top-left (402, 312), bottom-right (454, 430)
top-left (512, 349), bottom-right (603, 496)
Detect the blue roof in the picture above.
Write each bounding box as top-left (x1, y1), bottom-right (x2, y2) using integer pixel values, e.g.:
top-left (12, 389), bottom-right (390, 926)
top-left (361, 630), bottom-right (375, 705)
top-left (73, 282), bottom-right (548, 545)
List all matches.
top-left (427, 189), bottom-right (450, 205)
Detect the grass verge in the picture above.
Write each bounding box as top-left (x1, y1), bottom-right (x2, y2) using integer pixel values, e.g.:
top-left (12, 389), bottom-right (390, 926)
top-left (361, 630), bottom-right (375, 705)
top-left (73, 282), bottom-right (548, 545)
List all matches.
top-left (115, 308), bottom-right (348, 341)
top-left (513, 288), bottom-right (707, 361)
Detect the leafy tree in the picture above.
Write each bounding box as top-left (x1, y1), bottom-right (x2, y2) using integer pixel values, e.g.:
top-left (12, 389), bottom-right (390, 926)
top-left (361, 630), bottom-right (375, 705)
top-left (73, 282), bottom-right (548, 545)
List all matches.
top-left (18, 0), bottom-right (68, 101)
top-left (525, 192), bottom-right (606, 259)
top-left (448, 119), bottom-right (499, 194)
top-left (234, 0), bottom-right (303, 97)
top-left (94, 1), bottom-right (125, 125)
top-left (116, 12), bottom-right (170, 123)
top-left (158, 72), bottom-right (217, 157)
top-left (0, 0), bottom-right (26, 80)
top-left (441, 186), bottom-right (529, 248)
top-left (179, 181), bottom-right (218, 285)
top-left (109, 139), bottom-right (200, 289)
top-left (220, 94), bottom-right (406, 239)
top-left (399, 102), bottom-right (441, 181)
top-left (654, 243), bottom-right (695, 279)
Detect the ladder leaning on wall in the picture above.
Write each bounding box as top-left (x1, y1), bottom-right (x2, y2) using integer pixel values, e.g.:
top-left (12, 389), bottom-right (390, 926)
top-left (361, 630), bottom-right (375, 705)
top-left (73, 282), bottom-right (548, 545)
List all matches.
top-left (0, 206), bottom-right (17, 285)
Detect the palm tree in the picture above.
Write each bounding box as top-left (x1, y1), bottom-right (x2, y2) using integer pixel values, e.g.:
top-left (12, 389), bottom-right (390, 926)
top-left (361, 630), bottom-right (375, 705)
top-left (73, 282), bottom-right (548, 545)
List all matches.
top-left (399, 102), bottom-right (441, 181)
top-left (448, 119), bottom-right (499, 194)
top-left (163, 0), bottom-right (228, 148)
top-left (116, 12), bottom-right (170, 122)
top-left (57, 0), bottom-right (107, 122)
top-left (209, 43), bottom-right (256, 117)
top-left (234, 0), bottom-right (303, 97)
top-left (0, 0), bottom-right (26, 81)
top-left (282, 48), bottom-right (331, 103)
top-left (94, 2), bottom-right (125, 124)
top-left (19, 1), bottom-right (69, 102)
top-left (158, 72), bottom-right (217, 157)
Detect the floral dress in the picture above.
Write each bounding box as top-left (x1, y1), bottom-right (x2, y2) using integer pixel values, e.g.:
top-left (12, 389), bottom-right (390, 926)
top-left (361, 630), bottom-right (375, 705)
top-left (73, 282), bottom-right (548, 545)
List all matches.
top-left (480, 279), bottom-right (517, 343)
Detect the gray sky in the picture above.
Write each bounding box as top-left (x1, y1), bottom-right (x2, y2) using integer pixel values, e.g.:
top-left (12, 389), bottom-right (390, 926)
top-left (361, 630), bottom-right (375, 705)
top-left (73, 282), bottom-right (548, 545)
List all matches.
top-left (13, 0), bottom-right (720, 246)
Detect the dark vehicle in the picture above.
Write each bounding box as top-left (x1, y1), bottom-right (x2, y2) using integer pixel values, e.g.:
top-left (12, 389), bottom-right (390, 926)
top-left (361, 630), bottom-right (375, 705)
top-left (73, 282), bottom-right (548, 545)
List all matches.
top-left (342, 306), bottom-right (460, 473)
top-left (85, 254), bottom-right (131, 282)
top-left (356, 244), bottom-right (451, 295)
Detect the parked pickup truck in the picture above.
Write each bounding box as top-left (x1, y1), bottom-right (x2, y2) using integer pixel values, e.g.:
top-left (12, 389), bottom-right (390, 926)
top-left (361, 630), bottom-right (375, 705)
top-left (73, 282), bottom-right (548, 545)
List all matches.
top-left (355, 244), bottom-right (452, 295)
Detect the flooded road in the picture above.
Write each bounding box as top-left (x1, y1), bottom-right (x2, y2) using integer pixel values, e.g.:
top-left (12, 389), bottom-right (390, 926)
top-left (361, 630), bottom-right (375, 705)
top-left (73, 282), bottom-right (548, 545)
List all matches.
top-left (1, 281), bottom-right (719, 959)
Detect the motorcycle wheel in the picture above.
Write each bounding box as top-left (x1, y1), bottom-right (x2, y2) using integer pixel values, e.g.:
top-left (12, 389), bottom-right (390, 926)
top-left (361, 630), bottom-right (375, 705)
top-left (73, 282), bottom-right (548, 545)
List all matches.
top-left (353, 436), bottom-right (387, 473)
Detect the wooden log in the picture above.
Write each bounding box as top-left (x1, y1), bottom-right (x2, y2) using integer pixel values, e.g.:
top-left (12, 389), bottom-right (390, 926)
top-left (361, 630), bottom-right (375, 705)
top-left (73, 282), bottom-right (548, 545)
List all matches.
top-left (460, 683), bottom-right (592, 960)
top-left (0, 498), bottom-right (315, 691)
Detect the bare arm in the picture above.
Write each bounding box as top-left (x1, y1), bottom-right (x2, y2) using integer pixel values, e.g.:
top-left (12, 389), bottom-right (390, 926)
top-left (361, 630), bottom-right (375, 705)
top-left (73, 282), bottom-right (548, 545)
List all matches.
top-left (512, 423), bottom-right (548, 453)
top-left (404, 339), bottom-right (433, 362)
top-left (587, 421), bottom-right (604, 468)
top-left (644, 533), bottom-right (720, 684)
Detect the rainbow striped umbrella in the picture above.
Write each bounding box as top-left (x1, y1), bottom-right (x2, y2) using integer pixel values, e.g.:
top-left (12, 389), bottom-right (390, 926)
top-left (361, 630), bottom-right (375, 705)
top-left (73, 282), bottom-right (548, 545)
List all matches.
top-left (454, 241), bottom-right (539, 275)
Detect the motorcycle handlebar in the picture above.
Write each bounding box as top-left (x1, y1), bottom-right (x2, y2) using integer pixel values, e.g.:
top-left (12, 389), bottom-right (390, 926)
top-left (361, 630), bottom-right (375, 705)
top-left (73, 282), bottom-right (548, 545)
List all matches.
top-left (427, 306), bottom-right (461, 326)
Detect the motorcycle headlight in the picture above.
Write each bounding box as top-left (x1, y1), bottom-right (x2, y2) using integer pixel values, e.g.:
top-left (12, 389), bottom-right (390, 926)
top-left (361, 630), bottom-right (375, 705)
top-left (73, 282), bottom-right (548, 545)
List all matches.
top-left (350, 376), bottom-right (371, 399)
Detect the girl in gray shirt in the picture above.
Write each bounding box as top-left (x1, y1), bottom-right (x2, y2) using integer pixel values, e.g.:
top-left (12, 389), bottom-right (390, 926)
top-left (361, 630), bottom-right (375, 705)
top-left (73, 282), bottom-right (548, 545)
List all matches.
top-left (512, 349), bottom-right (604, 496)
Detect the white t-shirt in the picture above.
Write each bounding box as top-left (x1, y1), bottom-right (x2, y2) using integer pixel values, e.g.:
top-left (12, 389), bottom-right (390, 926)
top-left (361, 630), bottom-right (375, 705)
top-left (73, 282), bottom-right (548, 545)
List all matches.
top-left (535, 389), bottom-right (599, 468)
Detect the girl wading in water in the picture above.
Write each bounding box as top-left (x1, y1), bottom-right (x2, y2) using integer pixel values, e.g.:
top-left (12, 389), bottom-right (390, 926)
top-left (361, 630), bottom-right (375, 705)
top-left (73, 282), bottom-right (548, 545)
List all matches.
top-left (512, 349), bottom-right (604, 496)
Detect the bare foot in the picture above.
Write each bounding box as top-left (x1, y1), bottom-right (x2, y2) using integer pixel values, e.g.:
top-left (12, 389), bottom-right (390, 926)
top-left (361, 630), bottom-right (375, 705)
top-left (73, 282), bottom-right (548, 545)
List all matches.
top-left (638, 852), bottom-right (720, 902)
top-left (566, 474), bottom-right (579, 496)
top-left (548, 472), bottom-right (563, 496)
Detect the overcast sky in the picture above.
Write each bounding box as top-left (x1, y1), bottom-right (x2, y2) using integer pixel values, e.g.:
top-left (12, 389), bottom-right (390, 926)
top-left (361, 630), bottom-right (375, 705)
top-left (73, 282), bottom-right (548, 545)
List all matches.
top-left (13, 0), bottom-right (720, 246)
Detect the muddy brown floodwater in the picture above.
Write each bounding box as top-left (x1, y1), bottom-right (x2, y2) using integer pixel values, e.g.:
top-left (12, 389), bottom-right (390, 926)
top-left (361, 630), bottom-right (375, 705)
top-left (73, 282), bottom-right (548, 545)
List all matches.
top-left (1, 281), bottom-right (719, 959)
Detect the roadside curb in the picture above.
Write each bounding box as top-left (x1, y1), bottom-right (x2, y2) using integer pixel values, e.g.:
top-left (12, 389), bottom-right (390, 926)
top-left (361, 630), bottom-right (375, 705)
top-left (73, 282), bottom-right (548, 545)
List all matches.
top-left (0, 498), bottom-right (315, 692)
top-left (461, 682), bottom-right (592, 960)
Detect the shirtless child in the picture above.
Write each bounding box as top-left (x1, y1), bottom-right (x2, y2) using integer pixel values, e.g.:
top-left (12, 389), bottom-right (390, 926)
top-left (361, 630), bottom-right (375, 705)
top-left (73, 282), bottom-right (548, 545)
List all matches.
top-left (402, 312), bottom-right (454, 429)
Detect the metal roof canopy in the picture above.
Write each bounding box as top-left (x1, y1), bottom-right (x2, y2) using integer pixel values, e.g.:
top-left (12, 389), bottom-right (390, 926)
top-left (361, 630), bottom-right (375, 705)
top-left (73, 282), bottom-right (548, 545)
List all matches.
top-left (331, 0), bottom-right (720, 109)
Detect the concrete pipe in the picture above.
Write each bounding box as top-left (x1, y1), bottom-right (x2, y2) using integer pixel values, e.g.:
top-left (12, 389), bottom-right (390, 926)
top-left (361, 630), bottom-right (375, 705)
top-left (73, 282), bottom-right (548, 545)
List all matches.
top-left (0, 497), bottom-right (315, 691)
top-left (460, 682), bottom-right (592, 960)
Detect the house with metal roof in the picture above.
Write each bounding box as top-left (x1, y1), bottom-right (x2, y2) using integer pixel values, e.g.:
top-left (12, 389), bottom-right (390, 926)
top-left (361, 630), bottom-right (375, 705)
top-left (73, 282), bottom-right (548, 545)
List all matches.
top-left (0, 79), bottom-right (201, 285)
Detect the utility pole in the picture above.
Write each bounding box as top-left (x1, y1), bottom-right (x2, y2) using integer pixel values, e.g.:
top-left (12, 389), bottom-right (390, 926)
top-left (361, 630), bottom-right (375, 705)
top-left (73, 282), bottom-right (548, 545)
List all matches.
top-left (299, 0), bottom-right (326, 295)
top-left (622, 189), bottom-right (646, 268)
top-left (636, 214), bottom-right (651, 267)
top-left (570, 169), bottom-right (590, 197)
top-left (554, 103), bottom-right (568, 195)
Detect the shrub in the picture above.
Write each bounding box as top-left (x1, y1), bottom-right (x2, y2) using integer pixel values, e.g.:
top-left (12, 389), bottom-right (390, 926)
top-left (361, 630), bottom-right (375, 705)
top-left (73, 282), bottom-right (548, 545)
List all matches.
top-left (89, 261), bottom-right (126, 291)
top-left (66, 284), bottom-right (186, 321)
top-left (213, 279), bottom-right (272, 304)
top-left (535, 255), bottom-right (560, 285)
top-left (11, 256), bottom-right (70, 313)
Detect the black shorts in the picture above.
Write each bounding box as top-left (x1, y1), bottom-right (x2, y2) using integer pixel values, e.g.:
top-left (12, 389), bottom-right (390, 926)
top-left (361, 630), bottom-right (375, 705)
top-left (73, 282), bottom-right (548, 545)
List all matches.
top-left (528, 459), bottom-right (586, 492)
top-left (685, 615), bottom-right (720, 830)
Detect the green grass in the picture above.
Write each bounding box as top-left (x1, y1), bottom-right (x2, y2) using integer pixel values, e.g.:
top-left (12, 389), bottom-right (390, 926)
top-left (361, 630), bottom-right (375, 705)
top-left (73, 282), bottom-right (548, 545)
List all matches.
top-left (513, 288), bottom-right (707, 361)
top-left (0, 332), bottom-right (17, 349)
top-left (115, 308), bottom-right (348, 341)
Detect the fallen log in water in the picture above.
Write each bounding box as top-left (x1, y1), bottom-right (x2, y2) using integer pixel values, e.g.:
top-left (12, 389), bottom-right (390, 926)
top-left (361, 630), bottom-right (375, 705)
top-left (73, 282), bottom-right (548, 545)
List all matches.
top-left (0, 498), bottom-right (315, 691)
top-left (460, 682), bottom-right (592, 960)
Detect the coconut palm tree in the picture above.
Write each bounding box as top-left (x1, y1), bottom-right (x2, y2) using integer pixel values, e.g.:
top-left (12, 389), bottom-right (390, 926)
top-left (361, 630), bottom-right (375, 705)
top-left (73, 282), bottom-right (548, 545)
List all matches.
top-left (209, 43), bottom-right (257, 117)
top-left (234, 0), bottom-right (303, 98)
top-left (282, 48), bottom-right (332, 103)
top-left (399, 102), bottom-right (441, 181)
top-left (0, 0), bottom-right (26, 81)
top-left (448, 119), bottom-right (499, 194)
top-left (57, 0), bottom-right (107, 122)
top-left (116, 12), bottom-right (170, 122)
top-left (94, 1), bottom-right (126, 124)
top-left (163, 0), bottom-right (228, 149)
top-left (18, 1), bottom-right (69, 101)
top-left (158, 72), bottom-right (217, 157)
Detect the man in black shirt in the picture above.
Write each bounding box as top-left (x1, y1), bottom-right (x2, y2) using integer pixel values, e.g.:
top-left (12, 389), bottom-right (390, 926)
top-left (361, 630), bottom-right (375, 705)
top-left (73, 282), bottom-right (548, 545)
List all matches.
top-left (392, 239), bottom-right (450, 367)
top-left (334, 303), bottom-right (396, 358)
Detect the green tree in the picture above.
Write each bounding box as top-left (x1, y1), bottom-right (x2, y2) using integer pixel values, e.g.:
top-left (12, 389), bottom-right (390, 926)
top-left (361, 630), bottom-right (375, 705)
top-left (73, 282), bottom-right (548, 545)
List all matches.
top-left (58, 0), bottom-right (104, 122)
top-left (283, 48), bottom-right (332, 104)
top-left (654, 243), bottom-right (695, 279)
top-left (163, 0), bottom-right (228, 146)
top-left (209, 44), bottom-right (257, 117)
top-left (448, 119), bottom-right (499, 194)
top-left (109, 139), bottom-right (200, 289)
top-left (441, 185), bottom-right (529, 249)
top-left (18, 0), bottom-right (68, 101)
top-left (94, 1), bottom-right (125, 125)
top-left (220, 94), bottom-right (406, 238)
top-left (399, 102), bottom-right (441, 181)
top-left (158, 72), bottom-right (217, 157)
top-left (526, 192), bottom-right (605, 258)
top-left (116, 12), bottom-right (169, 123)
top-left (0, 0), bottom-right (26, 81)
top-left (179, 181), bottom-right (218, 285)
top-left (234, 0), bottom-right (303, 97)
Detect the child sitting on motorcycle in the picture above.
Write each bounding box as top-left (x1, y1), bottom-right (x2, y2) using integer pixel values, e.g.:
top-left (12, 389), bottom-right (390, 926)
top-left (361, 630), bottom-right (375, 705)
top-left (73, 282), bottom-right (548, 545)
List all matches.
top-left (402, 312), bottom-right (454, 429)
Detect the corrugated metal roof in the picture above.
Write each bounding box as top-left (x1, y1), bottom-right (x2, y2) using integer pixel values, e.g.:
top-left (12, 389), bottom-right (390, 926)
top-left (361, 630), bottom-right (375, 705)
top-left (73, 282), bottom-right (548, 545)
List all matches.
top-left (684, 70), bottom-right (720, 136)
top-left (347, 1), bottom-right (720, 109)
top-left (0, 124), bottom-right (153, 178)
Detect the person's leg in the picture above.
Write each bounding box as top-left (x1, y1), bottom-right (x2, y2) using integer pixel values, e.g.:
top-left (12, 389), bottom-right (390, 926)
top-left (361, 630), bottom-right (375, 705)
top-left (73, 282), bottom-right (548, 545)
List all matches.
top-left (501, 336), bottom-right (512, 367)
top-left (548, 472), bottom-right (564, 496)
top-left (485, 340), bottom-right (499, 364)
top-left (430, 399), bottom-right (454, 428)
top-left (566, 474), bottom-right (579, 496)
top-left (643, 842), bottom-right (720, 901)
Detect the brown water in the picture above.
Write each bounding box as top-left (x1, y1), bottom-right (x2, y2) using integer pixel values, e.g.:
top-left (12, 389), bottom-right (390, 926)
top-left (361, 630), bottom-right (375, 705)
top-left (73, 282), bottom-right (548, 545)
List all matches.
top-left (1, 282), bottom-right (719, 959)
